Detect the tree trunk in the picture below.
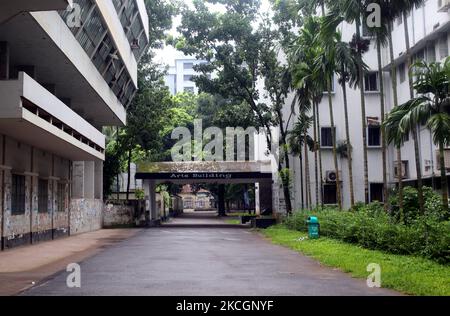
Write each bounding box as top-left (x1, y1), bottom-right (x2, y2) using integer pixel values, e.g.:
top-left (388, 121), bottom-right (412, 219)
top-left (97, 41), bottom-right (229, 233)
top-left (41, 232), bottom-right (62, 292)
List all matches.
top-left (356, 20), bottom-right (370, 204)
top-left (328, 79), bottom-right (342, 210)
top-left (279, 119), bottom-right (293, 215)
top-left (312, 102), bottom-right (320, 207)
top-left (388, 25), bottom-right (404, 214)
top-left (377, 40), bottom-right (389, 211)
top-left (315, 101), bottom-right (324, 208)
top-left (341, 65), bottom-right (355, 208)
top-left (439, 142), bottom-right (449, 215)
top-left (299, 154), bottom-right (305, 210)
top-left (304, 135), bottom-right (312, 210)
top-left (126, 148), bottom-right (132, 202)
top-left (403, 11), bottom-right (425, 215)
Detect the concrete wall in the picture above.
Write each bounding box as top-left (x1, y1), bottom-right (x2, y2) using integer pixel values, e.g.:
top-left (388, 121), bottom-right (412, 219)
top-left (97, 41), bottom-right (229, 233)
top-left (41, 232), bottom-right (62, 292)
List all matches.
top-left (69, 199), bottom-right (103, 235)
top-left (1, 134), bottom-right (71, 248)
top-left (1, 133), bottom-right (106, 249)
top-left (103, 203), bottom-right (134, 227)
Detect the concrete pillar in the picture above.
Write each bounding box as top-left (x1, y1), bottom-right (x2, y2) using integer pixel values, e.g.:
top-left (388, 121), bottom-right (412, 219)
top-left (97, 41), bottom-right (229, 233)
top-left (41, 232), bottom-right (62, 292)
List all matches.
top-left (255, 182), bottom-right (261, 216)
top-left (148, 180), bottom-right (157, 220)
top-left (259, 181), bottom-right (273, 214)
top-left (0, 42), bottom-right (9, 80)
top-left (72, 161), bottom-right (84, 199)
top-left (218, 184), bottom-right (225, 216)
top-left (84, 161), bottom-right (95, 199)
top-left (94, 160), bottom-right (103, 200)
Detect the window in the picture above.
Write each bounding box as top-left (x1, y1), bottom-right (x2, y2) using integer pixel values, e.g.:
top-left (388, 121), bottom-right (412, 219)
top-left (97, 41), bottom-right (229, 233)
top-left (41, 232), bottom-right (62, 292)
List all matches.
top-left (38, 179), bottom-right (49, 213)
top-left (321, 127), bottom-right (335, 148)
top-left (439, 35), bottom-right (448, 60)
top-left (368, 125), bottom-right (381, 147)
top-left (11, 175), bottom-right (25, 215)
top-left (184, 75), bottom-right (193, 82)
top-left (323, 184), bottom-right (337, 205)
top-left (57, 183), bottom-right (66, 212)
top-left (184, 87), bottom-right (194, 93)
top-left (364, 72), bottom-right (379, 92)
top-left (370, 183), bottom-right (384, 203)
top-left (399, 63), bottom-right (406, 83)
top-left (184, 63), bottom-right (194, 70)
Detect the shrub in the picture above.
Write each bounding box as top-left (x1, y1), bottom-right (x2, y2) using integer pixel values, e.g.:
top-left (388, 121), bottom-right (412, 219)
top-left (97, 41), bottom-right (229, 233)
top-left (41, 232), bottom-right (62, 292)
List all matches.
top-left (284, 209), bottom-right (450, 264)
top-left (389, 186), bottom-right (447, 224)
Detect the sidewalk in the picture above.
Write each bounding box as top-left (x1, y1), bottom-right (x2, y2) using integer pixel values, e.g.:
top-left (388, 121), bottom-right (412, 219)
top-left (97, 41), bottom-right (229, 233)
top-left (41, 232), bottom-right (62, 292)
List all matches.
top-left (0, 228), bottom-right (141, 296)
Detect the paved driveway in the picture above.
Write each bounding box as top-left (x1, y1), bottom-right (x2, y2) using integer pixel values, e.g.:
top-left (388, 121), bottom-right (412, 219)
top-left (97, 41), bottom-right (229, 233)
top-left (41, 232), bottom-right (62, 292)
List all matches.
top-left (24, 214), bottom-right (399, 296)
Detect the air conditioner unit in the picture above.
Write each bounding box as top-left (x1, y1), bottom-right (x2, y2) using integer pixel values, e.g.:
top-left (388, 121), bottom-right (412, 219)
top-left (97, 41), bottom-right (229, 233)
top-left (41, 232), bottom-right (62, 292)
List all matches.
top-left (325, 170), bottom-right (341, 183)
top-left (438, 0), bottom-right (450, 12)
top-left (394, 161), bottom-right (409, 179)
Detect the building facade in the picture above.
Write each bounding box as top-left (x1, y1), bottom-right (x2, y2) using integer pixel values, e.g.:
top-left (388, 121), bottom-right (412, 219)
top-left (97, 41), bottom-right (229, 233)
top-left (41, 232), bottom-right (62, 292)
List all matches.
top-left (285, 1), bottom-right (450, 210)
top-left (0, 0), bottom-right (149, 249)
top-left (164, 53), bottom-right (208, 95)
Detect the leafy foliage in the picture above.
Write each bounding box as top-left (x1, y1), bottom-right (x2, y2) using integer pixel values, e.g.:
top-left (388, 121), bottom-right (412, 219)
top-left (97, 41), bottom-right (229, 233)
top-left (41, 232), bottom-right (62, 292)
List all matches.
top-left (284, 208), bottom-right (450, 264)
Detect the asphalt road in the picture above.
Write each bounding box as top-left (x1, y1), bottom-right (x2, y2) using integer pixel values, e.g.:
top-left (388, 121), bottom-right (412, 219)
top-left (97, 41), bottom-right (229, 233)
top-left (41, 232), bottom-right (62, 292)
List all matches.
top-left (24, 214), bottom-right (399, 296)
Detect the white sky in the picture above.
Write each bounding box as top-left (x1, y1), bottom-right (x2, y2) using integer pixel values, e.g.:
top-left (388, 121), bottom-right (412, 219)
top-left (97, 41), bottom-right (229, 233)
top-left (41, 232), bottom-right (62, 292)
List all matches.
top-left (154, 0), bottom-right (271, 67)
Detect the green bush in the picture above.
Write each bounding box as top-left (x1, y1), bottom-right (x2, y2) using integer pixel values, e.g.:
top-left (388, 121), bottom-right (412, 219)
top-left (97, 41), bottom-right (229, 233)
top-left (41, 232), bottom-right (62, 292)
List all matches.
top-left (389, 186), bottom-right (447, 224)
top-left (284, 208), bottom-right (450, 264)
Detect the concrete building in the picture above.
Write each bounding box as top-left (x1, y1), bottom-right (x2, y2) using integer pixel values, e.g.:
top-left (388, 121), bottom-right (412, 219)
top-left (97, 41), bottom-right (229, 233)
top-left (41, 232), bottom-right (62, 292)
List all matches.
top-left (163, 52), bottom-right (208, 95)
top-left (284, 1), bottom-right (450, 210)
top-left (0, 0), bottom-right (149, 249)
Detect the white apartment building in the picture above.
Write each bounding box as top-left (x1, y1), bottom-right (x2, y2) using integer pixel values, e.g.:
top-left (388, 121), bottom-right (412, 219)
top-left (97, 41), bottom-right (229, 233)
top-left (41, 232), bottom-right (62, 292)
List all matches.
top-left (0, 0), bottom-right (149, 249)
top-left (164, 52), bottom-right (208, 95)
top-left (285, 1), bottom-right (450, 210)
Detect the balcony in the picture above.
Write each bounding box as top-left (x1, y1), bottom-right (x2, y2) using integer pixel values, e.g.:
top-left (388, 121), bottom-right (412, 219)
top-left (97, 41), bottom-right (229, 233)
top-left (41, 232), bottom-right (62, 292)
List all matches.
top-left (0, 72), bottom-right (105, 161)
top-left (0, 0), bottom-right (71, 24)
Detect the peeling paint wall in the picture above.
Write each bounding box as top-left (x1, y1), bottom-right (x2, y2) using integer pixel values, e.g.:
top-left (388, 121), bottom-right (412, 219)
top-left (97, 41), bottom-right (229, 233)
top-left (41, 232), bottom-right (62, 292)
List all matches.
top-left (0, 133), bottom-right (110, 250)
top-left (103, 203), bottom-right (134, 227)
top-left (69, 199), bottom-right (103, 235)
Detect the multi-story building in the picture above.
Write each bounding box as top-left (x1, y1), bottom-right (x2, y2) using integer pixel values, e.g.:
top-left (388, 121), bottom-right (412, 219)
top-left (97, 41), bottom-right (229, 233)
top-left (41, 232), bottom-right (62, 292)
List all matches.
top-left (164, 52), bottom-right (208, 95)
top-left (0, 0), bottom-right (149, 249)
top-left (285, 1), bottom-right (450, 210)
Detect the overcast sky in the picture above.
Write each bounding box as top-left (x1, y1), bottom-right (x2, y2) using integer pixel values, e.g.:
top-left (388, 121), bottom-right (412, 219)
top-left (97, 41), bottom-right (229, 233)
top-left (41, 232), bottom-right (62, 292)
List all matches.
top-left (154, 0), bottom-right (271, 67)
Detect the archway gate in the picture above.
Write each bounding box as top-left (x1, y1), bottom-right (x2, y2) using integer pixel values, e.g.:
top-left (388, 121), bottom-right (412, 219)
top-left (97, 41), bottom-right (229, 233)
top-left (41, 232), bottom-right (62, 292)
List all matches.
top-left (135, 161), bottom-right (274, 222)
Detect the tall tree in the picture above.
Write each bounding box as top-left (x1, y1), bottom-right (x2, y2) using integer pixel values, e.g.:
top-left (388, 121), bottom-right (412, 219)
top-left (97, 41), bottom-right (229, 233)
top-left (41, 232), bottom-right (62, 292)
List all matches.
top-left (175, 0), bottom-right (295, 214)
top-left (385, 58), bottom-right (450, 217)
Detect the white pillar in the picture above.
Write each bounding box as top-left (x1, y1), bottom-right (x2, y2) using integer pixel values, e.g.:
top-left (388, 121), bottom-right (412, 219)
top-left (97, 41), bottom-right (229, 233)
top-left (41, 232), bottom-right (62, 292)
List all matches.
top-left (84, 161), bottom-right (95, 199)
top-left (255, 182), bottom-right (261, 216)
top-left (72, 161), bottom-right (84, 199)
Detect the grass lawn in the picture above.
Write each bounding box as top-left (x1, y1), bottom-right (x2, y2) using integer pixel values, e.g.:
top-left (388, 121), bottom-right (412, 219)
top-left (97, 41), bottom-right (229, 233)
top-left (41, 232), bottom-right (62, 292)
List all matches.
top-left (225, 219), bottom-right (241, 225)
top-left (261, 225), bottom-right (450, 296)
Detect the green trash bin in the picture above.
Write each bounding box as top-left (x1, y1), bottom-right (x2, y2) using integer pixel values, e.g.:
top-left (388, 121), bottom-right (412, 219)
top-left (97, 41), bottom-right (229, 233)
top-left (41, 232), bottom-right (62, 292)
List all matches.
top-left (307, 216), bottom-right (320, 239)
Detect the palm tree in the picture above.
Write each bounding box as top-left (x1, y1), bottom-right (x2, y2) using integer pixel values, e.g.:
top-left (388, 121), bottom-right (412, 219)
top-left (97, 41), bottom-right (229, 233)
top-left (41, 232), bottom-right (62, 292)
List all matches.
top-left (323, 30), bottom-right (360, 208)
top-left (385, 57), bottom-right (450, 215)
top-left (326, 0), bottom-right (371, 204)
top-left (388, 24), bottom-right (404, 213)
top-left (290, 17), bottom-right (324, 208)
top-left (316, 24), bottom-right (343, 210)
top-left (396, 0), bottom-right (426, 213)
top-left (289, 113), bottom-right (315, 210)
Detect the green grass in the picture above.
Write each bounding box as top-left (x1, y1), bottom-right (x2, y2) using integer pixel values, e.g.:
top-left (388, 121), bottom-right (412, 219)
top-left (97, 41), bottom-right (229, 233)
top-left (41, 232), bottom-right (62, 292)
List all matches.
top-left (225, 219), bottom-right (241, 225)
top-left (261, 225), bottom-right (450, 296)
